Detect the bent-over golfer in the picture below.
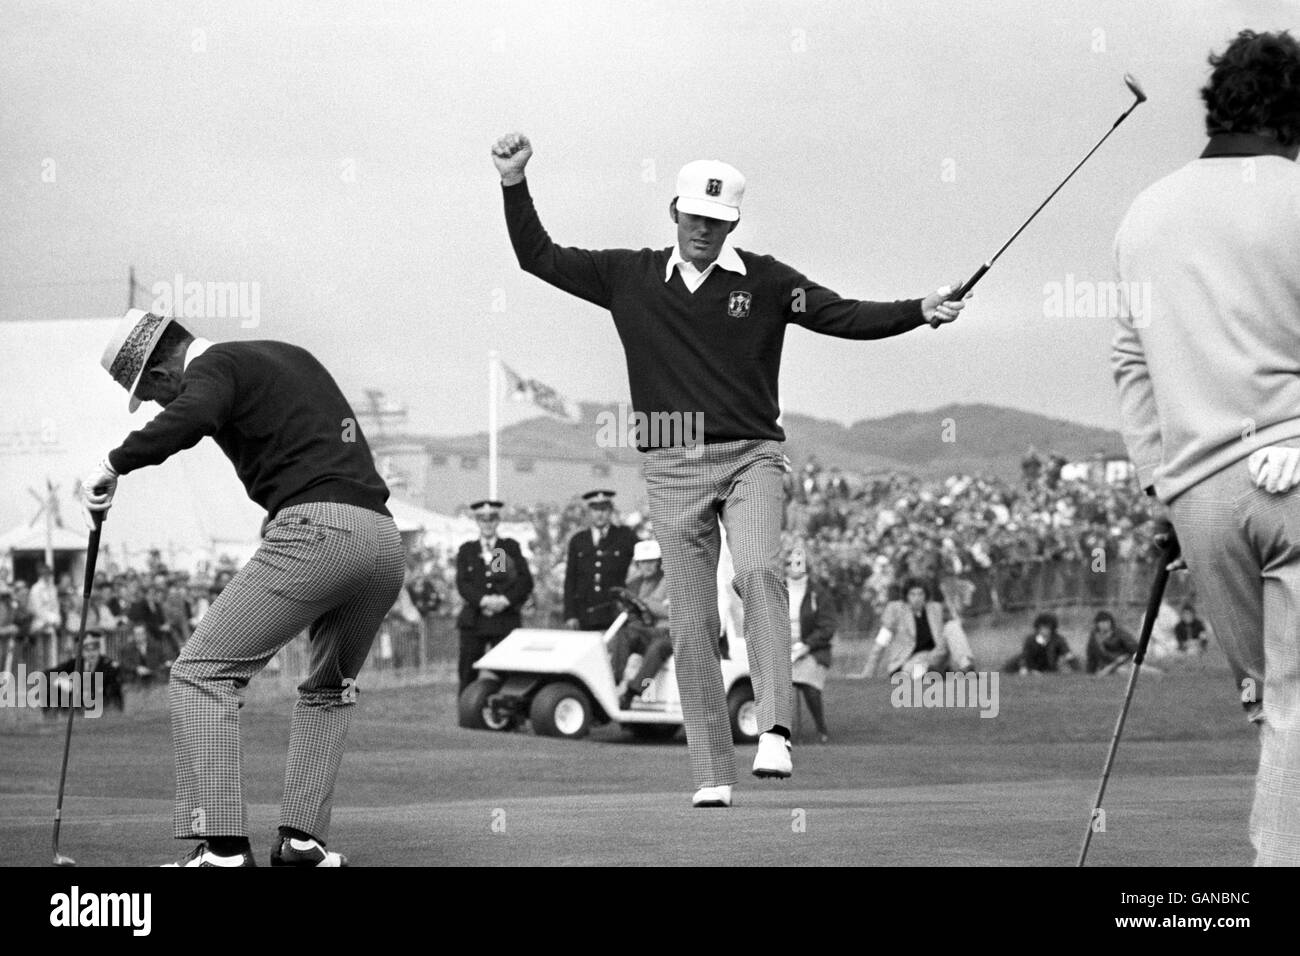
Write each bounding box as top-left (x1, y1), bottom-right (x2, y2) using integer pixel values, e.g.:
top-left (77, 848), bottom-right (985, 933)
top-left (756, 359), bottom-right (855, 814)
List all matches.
top-left (493, 133), bottom-right (965, 806)
top-left (85, 310), bottom-right (403, 866)
top-left (1112, 29), bottom-right (1300, 864)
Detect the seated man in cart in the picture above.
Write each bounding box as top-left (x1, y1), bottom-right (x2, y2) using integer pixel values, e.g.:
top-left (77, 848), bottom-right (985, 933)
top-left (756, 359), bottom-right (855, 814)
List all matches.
top-left (608, 539), bottom-right (673, 710)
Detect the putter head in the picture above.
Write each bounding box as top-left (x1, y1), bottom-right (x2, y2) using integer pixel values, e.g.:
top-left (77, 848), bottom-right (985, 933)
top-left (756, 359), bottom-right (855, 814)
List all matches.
top-left (53, 853), bottom-right (77, 866)
top-left (1124, 73), bottom-right (1147, 104)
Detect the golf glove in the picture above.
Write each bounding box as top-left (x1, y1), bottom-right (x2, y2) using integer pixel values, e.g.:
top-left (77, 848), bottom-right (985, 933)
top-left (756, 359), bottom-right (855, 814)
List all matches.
top-left (1248, 445), bottom-right (1300, 494)
top-left (82, 457), bottom-right (118, 513)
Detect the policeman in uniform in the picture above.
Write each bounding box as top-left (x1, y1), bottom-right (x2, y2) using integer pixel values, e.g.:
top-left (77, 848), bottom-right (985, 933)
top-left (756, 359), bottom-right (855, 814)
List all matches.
top-left (455, 499), bottom-right (534, 693)
top-left (563, 490), bottom-right (637, 631)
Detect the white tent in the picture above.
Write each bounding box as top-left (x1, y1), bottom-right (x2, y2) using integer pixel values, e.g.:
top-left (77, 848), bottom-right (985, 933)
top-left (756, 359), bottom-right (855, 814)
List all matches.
top-left (386, 496), bottom-right (535, 556)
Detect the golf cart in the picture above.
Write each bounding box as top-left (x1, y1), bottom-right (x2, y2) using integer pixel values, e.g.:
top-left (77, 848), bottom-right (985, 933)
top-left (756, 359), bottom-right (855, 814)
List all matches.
top-left (457, 591), bottom-right (758, 743)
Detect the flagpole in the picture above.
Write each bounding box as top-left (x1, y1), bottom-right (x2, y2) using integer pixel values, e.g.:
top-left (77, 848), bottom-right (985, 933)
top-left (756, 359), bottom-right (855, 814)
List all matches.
top-left (488, 350), bottom-right (499, 500)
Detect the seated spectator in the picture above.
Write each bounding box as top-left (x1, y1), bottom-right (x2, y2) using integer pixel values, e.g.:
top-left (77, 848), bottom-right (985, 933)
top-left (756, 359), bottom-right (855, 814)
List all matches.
top-left (1174, 604), bottom-right (1208, 655)
top-left (609, 540), bottom-right (672, 710)
top-left (1005, 612), bottom-right (1080, 674)
top-left (787, 544), bottom-right (836, 744)
top-left (118, 623), bottom-right (172, 688)
top-left (45, 633), bottom-right (124, 713)
top-left (1085, 610), bottom-right (1139, 674)
top-left (862, 578), bottom-right (971, 678)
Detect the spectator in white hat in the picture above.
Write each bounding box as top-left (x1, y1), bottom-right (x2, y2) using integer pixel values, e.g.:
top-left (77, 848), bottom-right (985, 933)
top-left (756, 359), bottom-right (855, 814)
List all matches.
top-left (609, 538), bottom-right (672, 710)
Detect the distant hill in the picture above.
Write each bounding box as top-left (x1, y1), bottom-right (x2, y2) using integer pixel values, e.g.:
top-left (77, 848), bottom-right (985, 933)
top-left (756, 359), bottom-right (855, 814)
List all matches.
top-left (427, 402), bottom-right (1126, 481)
top-left (790, 404), bottom-right (1127, 481)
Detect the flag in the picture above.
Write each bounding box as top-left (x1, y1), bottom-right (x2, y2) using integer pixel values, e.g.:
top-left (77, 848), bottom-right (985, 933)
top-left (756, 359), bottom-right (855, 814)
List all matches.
top-left (499, 362), bottom-right (580, 422)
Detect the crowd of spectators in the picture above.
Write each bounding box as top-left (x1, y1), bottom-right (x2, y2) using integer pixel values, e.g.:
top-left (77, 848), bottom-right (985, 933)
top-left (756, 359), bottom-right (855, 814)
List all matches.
top-left (391, 449), bottom-right (1163, 636)
top-left (0, 549), bottom-right (240, 679)
top-left (779, 451), bottom-right (1159, 626)
top-left (3, 448), bottom-right (1170, 676)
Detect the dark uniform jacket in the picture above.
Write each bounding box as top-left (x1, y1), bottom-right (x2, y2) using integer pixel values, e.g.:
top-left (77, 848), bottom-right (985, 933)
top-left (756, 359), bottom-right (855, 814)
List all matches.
top-left (456, 537), bottom-right (534, 638)
top-left (795, 580), bottom-right (837, 667)
top-left (563, 525), bottom-right (637, 628)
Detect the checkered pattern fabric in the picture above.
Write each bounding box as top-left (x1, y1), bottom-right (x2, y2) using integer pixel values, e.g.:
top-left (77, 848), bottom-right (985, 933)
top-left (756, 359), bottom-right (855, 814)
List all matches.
top-left (1170, 463), bottom-right (1300, 865)
top-left (169, 502), bottom-right (404, 841)
top-left (644, 439), bottom-right (792, 788)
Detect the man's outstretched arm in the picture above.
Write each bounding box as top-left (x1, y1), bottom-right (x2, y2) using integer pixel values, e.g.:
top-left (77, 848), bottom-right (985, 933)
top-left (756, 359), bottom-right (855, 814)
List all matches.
top-left (781, 266), bottom-right (967, 339)
top-left (494, 132), bottom-right (624, 309)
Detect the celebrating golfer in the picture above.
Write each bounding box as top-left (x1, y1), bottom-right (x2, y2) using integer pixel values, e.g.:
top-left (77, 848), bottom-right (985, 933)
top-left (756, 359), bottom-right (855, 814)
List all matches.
top-left (1112, 29), bottom-right (1300, 864)
top-left (493, 133), bottom-right (965, 806)
top-left (84, 310), bottom-right (403, 866)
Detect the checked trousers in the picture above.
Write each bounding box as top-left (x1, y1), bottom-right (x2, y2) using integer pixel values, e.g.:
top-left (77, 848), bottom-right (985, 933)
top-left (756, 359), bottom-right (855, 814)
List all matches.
top-left (644, 439), bottom-right (792, 788)
top-left (169, 502), bottom-right (404, 842)
top-left (1171, 461), bottom-right (1300, 865)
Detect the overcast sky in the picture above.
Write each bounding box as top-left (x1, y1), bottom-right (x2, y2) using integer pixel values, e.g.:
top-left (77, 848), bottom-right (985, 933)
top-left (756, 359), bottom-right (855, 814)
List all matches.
top-left (3, 0), bottom-right (1295, 436)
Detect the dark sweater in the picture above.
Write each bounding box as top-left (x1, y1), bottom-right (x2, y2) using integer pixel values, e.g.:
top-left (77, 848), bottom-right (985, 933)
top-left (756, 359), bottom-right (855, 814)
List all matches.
top-left (504, 179), bottom-right (926, 449)
top-left (109, 341), bottom-right (390, 520)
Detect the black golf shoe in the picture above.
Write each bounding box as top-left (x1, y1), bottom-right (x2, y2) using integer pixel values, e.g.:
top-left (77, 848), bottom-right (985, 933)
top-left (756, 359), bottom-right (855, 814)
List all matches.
top-left (162, 842), bottom-right (256, 867)
top-left (271, 836), bottom-right (348, 867)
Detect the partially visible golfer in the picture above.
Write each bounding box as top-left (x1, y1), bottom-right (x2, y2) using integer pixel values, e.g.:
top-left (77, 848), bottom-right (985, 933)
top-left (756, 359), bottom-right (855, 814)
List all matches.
top-left (493, 132), bottom-right (966, 807)
top-left (1112, 29), bottom-right (1300, 864)
top-left (84, 310), bottom-right (403, 866)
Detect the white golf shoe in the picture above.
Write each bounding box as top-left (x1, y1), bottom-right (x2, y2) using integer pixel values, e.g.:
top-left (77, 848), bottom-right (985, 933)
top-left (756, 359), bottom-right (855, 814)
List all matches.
top-left (752, 732), bottom-right (793, 779)
top-left (692, 785), bottom-right (733, 808)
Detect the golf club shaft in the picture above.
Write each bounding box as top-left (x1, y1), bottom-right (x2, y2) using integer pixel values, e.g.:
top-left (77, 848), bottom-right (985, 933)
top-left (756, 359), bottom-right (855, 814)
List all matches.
top-left (945, 99), bottom-right (1143, 305)
top-left (52, 509), bottom-right (105, 864)
top-left (1077, 540), bottom-right (1175, 866)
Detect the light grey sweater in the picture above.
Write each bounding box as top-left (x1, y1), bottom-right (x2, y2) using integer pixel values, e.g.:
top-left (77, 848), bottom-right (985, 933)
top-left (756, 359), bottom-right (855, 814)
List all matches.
top-left (1112, 151), bottom-right (1300, 502)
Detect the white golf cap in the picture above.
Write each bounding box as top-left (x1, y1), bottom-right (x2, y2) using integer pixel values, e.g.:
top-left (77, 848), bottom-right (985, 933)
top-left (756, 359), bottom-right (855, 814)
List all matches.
top-left (100, 308), bottom-right (175, 413)
top-left (633, 539), bottom-right (661, 562)
top-left (675, 160), bottom-right (745, 222)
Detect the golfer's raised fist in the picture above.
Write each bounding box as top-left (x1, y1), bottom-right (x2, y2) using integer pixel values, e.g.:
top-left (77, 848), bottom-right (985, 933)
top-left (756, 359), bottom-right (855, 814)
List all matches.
top-left (492, 133), bottom-right (532, 185)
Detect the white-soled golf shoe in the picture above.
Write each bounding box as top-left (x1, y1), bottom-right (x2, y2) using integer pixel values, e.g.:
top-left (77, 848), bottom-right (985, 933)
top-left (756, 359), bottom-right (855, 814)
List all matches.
top-left (752, 732), bottom-right (793, 779)
top-left (692, 785), bottom-right (733, 808)
top-left (162, 842), bottom-right (255, 867)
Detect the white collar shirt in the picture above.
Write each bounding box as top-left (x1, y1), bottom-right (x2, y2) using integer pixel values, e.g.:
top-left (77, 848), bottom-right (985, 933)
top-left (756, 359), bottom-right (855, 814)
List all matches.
top-left (183, 338), bottom-right (214, 371)
top-left (664, 243), bottom-right (746, 294)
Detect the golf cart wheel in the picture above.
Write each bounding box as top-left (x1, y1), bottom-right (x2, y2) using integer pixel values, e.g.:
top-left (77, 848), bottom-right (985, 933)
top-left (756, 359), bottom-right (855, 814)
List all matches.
top-left (624, 723), bottom-right (680, 742)
top-left (458, 678), bottom-right (516, 731)
top-left (727, 681), bottom-right (759, 744)
top-left (530, 681), bottom-right (592, 739)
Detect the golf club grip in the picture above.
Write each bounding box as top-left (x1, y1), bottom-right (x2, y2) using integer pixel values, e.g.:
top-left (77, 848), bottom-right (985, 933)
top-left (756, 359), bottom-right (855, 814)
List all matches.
top-left (1133, 541), bottom-right (1177, 665)
top-left (80, 511), bottom-right (105, 599)
top-left (947, 264), bottom-right (988, 303)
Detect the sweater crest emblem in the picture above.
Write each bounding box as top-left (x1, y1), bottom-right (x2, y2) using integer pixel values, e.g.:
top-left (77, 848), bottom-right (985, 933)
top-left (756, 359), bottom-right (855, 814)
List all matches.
top-left (727, 291), bottom-right (752, 319)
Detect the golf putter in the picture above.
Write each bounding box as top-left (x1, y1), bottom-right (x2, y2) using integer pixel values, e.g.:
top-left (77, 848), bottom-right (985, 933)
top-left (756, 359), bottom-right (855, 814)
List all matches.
top-left (1077, 522), bottom-right (1179, 866)
top-left (933, 74), bottom-right (1147, 326)
top-left (51, 508), bottom-right (106, 867)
